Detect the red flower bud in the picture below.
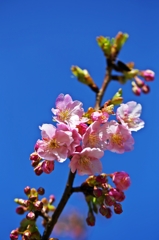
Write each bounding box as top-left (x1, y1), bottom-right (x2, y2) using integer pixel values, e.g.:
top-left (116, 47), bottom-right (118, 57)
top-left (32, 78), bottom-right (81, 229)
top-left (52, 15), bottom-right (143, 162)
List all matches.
top-left (114, 203), bottom-right (123, 214)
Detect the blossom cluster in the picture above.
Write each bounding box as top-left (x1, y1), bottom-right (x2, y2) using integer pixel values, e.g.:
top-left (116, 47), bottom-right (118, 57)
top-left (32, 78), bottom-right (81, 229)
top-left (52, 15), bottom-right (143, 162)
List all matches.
top-left (84, 171), bottom-right (131, 226)
top-left (30, 93), bottom-right (144, 176)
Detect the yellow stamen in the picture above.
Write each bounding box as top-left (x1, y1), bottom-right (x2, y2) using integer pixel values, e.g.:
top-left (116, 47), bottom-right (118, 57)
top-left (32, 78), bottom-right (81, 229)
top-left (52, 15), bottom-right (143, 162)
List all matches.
top-left (49, 139), bottom-right (59, 149)
top-left (89, 133), bottom-right (98, 147)
top-left (111, 134), bottom-right (123, 147)
top-left (59, 110), bottom-right (70, 121)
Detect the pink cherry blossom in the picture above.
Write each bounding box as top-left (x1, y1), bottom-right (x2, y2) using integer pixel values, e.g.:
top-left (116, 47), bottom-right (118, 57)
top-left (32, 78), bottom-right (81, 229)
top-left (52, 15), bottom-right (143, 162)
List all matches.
top-left (112, 171), bottom-right (131, 191)
top-left (36, 123), bottom-right (74, 162)
top-left (51, 93), bottom-right (86, 128)
top-left (69, 147), bottom-right (103, 175)
top-left (102, 120), bottom-right (134, 153)
top-left (116, 101), bottom-right (144, 131)
top-left (91, 111), bottom-right (109, 123)
top-left (141, 69), bottom-right (155, 81)
top-left (82, 121), bottom-right (107, 150)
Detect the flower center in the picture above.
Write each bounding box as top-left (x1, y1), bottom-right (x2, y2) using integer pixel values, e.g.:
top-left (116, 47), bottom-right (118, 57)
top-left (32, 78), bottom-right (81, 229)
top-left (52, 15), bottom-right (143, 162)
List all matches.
top-left (49, 138), bottom-right (59, 149)
top-left (59, 109), bottom-right (70, 121)
top-left (111, 134), bottom-right (123, 147)
top-left (80, 156), bottom-right (90, 168)
top-left (89, 133), bottom-right (98, 147)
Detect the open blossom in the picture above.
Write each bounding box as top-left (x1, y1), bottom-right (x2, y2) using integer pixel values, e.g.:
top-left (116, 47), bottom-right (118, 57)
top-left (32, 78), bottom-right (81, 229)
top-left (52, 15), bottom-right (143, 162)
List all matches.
top-left (116, 101), bottom-right (144, 131)
top-left (102, 120), bottom-right (134, 153)
top-left (36, 123), bottom-right (75, 162)
top-left (69, 147), bottom-right (103, 175)
top-left (82, 121), bottom-right (107, 150)
top-left (51, 93), bottom-right (86, 128)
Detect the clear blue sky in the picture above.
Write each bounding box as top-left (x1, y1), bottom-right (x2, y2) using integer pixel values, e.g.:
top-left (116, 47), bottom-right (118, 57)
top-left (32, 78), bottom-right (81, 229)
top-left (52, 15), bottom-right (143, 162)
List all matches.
top-left (1, 0), bottom-right (159, 239)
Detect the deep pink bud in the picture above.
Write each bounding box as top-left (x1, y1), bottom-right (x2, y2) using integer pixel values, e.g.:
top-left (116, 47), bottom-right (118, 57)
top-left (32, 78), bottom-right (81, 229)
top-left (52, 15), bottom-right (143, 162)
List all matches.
top-left (34, 165), bottom-right (43, 176)
top-left (75, 145), bottom-right (82, 152)
top-left (105, 194), bottom-right (115, 206)
top-left (86, 211), bottom-right (95, 226)
top-left (134, 76), bottom-right (144, 87)
top-left (34, 200), bottom-right (43, 211)
top-left (24, 186), bottom-right (31, 195)
top-left (99, 205), bottom-right (112, 218)
top-left (10, 229), bottom-right (19, 240)
top-left (37, 187), bottom-right (45, 195)
top-left (30, 152), bottom-right (40, 161)
top-left (142, 84), bottom-right (150, 94)
top-left (26, 211), bottom-right (35, 220)
top-left (109, 188), bottom-right (125, 202)
top-left (114, 203), bottom-right (123, 214)
top-left (141, 69), bottom-right (155, 81)
top-left (49, 195), bottom-right (55, 204)
top-left (95, 174), bottom-right (107, 184)
top-left (23, 230), bottom-right (31, 240)
top-left (16, 206), bottom-right (26, 215)
top-left (76, 123), bottom-right (88, 136)
top-left (93, 188), bottom-right (103, 198)
top-left (34, 142), bottom-right (39, 151)
top-left (112, 171), bottom-right (131, 191)
top-left (42, 160), bottom-right (54, 174)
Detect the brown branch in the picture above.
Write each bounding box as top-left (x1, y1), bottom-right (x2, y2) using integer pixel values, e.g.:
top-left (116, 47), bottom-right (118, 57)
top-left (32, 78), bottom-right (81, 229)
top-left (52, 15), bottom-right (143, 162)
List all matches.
top-left (94, 64), bottom-right (112, 110)
top-left (41, 170), bottom-right (76, 240)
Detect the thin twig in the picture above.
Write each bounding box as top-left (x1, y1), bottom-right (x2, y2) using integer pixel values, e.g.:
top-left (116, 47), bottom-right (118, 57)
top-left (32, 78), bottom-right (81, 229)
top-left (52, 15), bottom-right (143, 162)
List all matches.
top-left (41, 170), bottom-right (76, 240)
top-left (94, 65), bottom-right (112, 110)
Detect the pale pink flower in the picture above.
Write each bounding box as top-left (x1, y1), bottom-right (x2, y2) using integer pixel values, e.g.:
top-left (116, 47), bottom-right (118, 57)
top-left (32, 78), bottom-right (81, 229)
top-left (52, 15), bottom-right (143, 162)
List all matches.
top-left (36, 123), bottom-right (74, 162)
top-left (141, 69), bottom-right (155, 81)
top-left (69, 147), bottom-right (103, 175)
top-left (82, 121), bottom-right (107, 150)
top-left (57, 123), bottom-right (81, 156)
top-left (116, 101), bottom-right (144, 131)
top-left (112, 171), bottom-right (131, 191)
top-left (91, 111), bottom-right (109, 123)
top-left (102, 120), bottom-right (134, 153)
top-left (51, 94), bottom-right (86, 128)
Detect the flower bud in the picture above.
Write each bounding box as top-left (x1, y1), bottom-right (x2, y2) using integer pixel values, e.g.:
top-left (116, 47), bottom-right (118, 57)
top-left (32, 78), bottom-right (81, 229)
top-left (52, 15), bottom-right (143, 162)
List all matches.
top-left (49, 195), bottom-right (55, 204)
top-left (105, 194), bottom-right (115, 206)
top-left (10, 229), bottom-right (19, 240)
top-left (26, 211), bottom-right (35, 220)
top-left (141, 69), bottom-right (155, 81)
top-left (24, 186), bottom-right (31, 195)
top-left (132, 81), bottom-right (141, 96)
top-left (112, 171), bottom-right (131, 191)
top-left (142, 84), bottom-right (150, 94)
top-left (109, 188), bottom-right (125, 202)
top-left (34, 165), bottom-right (43, 176)
top-left (86, 211), bottom-right (95, 226)
top-left (23, 230), bottom-right (31, 240)
top-left (34, 200), bottom-right (43, 211)
top-left (93, 187), bottom-right (103, 198)
top-left (30, 152), bottom-right (40, 161)
top-left (42, 160), bottom-right (54, 174)
top-left (16, 206), bottom-right (26, 215)
top-left (37, 187), bottom-right (45, 195)
top-left (134, 76), bottom-right (144, 87)
top-left (114, 203), bottom-right (123, 214)
top-left (95, 174), bottom-right (107, 184)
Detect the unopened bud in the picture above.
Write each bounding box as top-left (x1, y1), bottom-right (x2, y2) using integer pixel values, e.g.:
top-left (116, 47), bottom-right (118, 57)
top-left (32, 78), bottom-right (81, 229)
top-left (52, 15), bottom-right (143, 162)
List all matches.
top-left (26, 211), bottom-right (35, 220)
top-left (112, 171), bottom-right (131, 191)
top-left (24, 186), bottom-right (31, 195)
top-left (30, 152), bottom-right (40, 161)
top-left (37, 187), bottom-right (45, 195)
top-left (42, 160), bottom-right (54, 174)
top-left (142, 84), bottom-right (150, 94)
top-left (10, 229), bottom-right (19, 240)
top-left (86, 211), bottom-right (95, 226)
top-left (114, 203), bottom-right (123, 214)
top-left (34, 200), bottom-right (43, 211)
top-left (16, 206), bottom-right (26, 215)
top-left (34, 165), bottom-right (43, 176)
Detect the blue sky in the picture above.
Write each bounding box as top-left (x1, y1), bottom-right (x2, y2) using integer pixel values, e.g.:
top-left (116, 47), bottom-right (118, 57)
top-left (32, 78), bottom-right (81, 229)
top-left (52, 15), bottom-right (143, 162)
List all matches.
top-left (1, 0), bottom-right (159, 239)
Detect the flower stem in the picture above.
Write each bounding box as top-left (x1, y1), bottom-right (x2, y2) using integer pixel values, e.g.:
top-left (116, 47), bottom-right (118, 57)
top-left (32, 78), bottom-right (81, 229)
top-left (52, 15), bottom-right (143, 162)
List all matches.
top-left (41, 170), bottom-right (76, 240)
